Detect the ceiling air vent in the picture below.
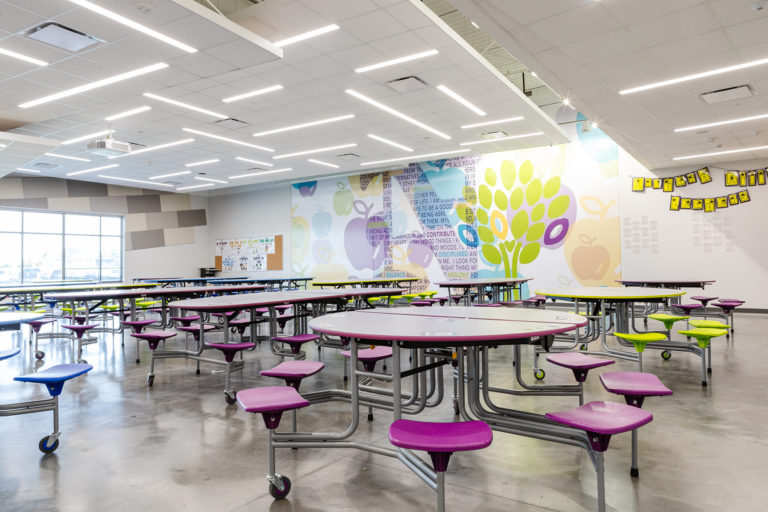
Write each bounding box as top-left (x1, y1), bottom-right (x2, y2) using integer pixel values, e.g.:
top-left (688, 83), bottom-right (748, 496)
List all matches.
top-left (214, 118), bottom-right (248, 129)
top-left (335, 153), bottom-right (360, 160)
top-left (34, 162), bottom-right (59, 169)
top-left (700, 85), bottom-right (754, 104)
top-left (480, 130), bottom-right (509, 140)
top-left (26, 23), bottom-right (103, 52)
top-left (386, 76), bottom-right (428, 93)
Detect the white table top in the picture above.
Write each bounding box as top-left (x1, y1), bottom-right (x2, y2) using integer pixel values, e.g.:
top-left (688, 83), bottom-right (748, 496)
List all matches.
top-left (46, 284), bottom-right (268, 301)
top-left (0, 312), bottom-right (46, 326)
top-left (535, 287), bottom-right (685, 300)
top-left (434, 278), bottom-right (531, 287)
top-left (309, 306), bottom-right (586, 346)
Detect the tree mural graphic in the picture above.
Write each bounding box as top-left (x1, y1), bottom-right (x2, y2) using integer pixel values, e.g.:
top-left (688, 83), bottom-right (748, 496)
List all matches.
top-left (456, 159), bottom-right (576, 279)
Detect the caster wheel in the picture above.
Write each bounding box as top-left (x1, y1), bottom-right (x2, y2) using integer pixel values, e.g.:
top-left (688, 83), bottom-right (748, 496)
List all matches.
top-left (225, 391), bottom-right (237, 405)
top-left (269, 476), bottom-right (291, 499)
top-left (39, 436), bottom-right (59, 454)
top-left (147, 374), bottom-right (155, 386)
top-left (534, 369), bottom-right (545, 380)
top-left (35, 351), bottom-right (45, 360)
top-left (661, 350), bottom-right (672, 360)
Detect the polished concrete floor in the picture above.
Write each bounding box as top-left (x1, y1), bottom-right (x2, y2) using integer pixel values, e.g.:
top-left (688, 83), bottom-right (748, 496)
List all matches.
top-left (0, 311), bottom-right (766, 512)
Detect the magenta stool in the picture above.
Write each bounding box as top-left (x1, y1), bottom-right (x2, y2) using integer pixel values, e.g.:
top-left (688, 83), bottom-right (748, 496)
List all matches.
top-left (131, 330), bottom-right (177, 386)
top-left (712, 300), bottom-right (743, 331)
top-left (411, 300), bottom-right (432, 307)
top-left (474, 303), bottom-right (501, 307)
top-left (177, 323), bottom-right (217, 342)
top-left (262, 360), bottom-right (324, 432)
top-left (10, 363), bottom-right (93, 453)
top-left (62, 324), bottom-right (98, 363)
top-left (428, 297), bottom-right (449, 306)
top-left (600, 372), bottom-right (672, 476)
top-left (237, 386), bottom-right (311, 499)
top-left (206, 341), bottom-right (256, 404)
top-left (170, 315), bottom-right (200, 327)
top-left (341, 345), bottom-right (392, 420)
top-left (122, 319), bottom-right (157, 363)
top-left (388, 419), bottom-right (492, 512)
top-left (26, 318), bottom-right (57, 360)
top-left (524, 295), bottom-right (547, 307)
top-left (501, 300), bottom-right (524, 307)
top-left (671, 303), bottom-right (703, 318)
top-left (546, 401), bottom-right (653, 512)
top-left (272, 333), bottom-right (319, 358)
top-left (230, 318), bottom-right (260, 342)
top-left (545, 352), bottom-right (615, 404)
top-left (690, 295), bottom-right (718, 307)
top-left (63, 314), bottom-right (88, 325)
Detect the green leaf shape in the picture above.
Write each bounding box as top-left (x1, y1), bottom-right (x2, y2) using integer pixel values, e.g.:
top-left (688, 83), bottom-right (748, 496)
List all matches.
top-left (456, 204), bottom-right (475, 223)
top-left (519, 242), bottom-right (541, 264)
top-left (511, 210), bottom-right (529, 239)
top-left (476, 208), bottom-right (488, 225)
top-left (484, 168), bottom-right (497, 187)
top-left (527, 222), bottom-right (545, 242)
top-left (543, 177), bottom-right (561, 198)
top-left (548, 195), bottom-right (570, 219)
top-left (519, 160), bottom-right (533, 184)
top-left (501, 160), bottom-right (516, 190)
top-left (463, 186), bottom-right (477, 204)
top-left (509, 188), bottom-right (524, 209)
top-left (531, 203), bottom-right (545, 222)
top-left (478, 184), bottom-right (492, 209)
top-left (478, 225), bottom-right (495, 243)
top-left (526, 178), bottom-right (542, 206)
top-left (494, 190), bottom-right (508, 210)
top-left (482, 244), bottom-right (502, 264)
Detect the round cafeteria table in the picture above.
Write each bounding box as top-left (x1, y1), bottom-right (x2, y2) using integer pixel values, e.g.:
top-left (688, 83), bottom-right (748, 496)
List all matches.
top-left (0, 312), bottom-right (46, 331)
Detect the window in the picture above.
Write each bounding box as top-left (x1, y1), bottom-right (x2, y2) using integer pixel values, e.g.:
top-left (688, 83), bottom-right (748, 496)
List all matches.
top-left (0, 208), bottom-right (124, 285)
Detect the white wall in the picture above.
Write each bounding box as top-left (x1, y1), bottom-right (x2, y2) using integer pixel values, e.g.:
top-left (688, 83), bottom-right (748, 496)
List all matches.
top-left (207, 184), bottom-right (291, 276)
top-left (619, 149), bottom-right (766, 308)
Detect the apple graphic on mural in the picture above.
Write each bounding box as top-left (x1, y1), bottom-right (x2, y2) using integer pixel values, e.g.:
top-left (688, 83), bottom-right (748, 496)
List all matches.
top-left (333, 182), bottom-right (354, 215)
top-left (344, 200), bottom-right (387, 271)
top-left (312, 206), bottom-right (332, 237)
top-left (292, 181), bottom-right (318, 197)
top-left (423, 165), bottom-right (466, 199)
top-left (572, 234), bottom-right (609, 280)
top-left (407, 235), bottom-right (434, 268)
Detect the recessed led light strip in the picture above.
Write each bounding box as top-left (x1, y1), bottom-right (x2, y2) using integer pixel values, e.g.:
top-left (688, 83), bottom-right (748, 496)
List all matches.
top-left (19, 63), bottom-right (168, 108)
top-left (355, 49), bottom-right (439, 73)
top-left (144, 93), bottom-right (227, 119)
top-left (461, 117), bottom-right (524, 129)
top-left (274, 24), bottom-right (339, 47)
top-left (229, 168), bottom-right (292, 179)
top-left (672, 145), bottom-right (768, 161)
top-left (67, 163), bottom-right (120, 176)
top-left (177, 183), bottom-right (215, 191)
top-left (185, 159), bottom-right (220, 167)
top-left (253, 114), bottom-right (355, 137)
top-left (195, 176), bottom-right (227, 184)
top-left (460, 132), bottom-right (543, 146)
top-left (367, 134), bottom-right (413, 152)
top-left (98, 175), bottom-right (174, 187)
top-left (16, 168), bottom-right (41, 173)
top-left (149, 170), bottom-right (191, 180)
top-left (222, 84), bottom-right (283, 103)
top-left (346, 89), bottom-right (451, 140)
top-left (65, 0), bottom-right (197, 53)
top-left (45, 153), bottom-right (91, 162)
top-left (105, 106), bottom-right (151, 121)
top-left (0, 47), bottom-right (48, 66)
top-left (182, 128), bottom-right (273, 152)
top-left (109, 138), bottom-right (194, 159)
top-left (273, 143), bottom-right (356, 160)
top-left (437, 85), bottom-right (486, 116)
top-left (361, 149), bottom-right (470, 166)
top-left (61, 130), bottom-right (114, 145)
top-left (674, 113), bottom-right (768, 133)
top-left (235, 156), bottom-right (273, 167)
top-left (620, 56), bottom-right (768, 95)
top-left (308, 158), bottom-right (339, 169)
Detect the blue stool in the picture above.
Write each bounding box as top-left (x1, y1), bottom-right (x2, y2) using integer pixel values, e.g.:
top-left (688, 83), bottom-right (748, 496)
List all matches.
top-left (1, 361), bottom-right (92, 453)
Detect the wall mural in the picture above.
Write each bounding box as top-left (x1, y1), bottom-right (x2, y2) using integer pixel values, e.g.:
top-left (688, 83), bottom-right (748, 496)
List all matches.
top-left (291, 123), bottom-right (620, 295)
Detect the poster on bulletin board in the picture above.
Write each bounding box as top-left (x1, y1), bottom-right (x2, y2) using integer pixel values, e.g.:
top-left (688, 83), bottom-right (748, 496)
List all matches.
top-left (214, 235), bottom-right (283, 272)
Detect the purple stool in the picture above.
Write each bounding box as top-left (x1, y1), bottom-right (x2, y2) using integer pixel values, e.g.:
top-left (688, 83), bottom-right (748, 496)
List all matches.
top-left (122, 319), bottom-right (158, 363)
top-left (272, 333), bottom-right (319, 357)
top-left (671, 303), bottom-right (703, 317)
top-left (110, 311), bottom-right (132, 321)
top-left (12, 363), bottom-right (92, 453)
top-left (131, 330), bottom-right (177, 386)
top-left (341, 345), bottom-right (392, 420)
top-left (262, 360), bottom-right (325, 432)
top-left (274, 305), bottom-right (292, 315)
top-left (237, 386), bottom-right (311, 499)
top-left (206, 341), bottom-right (256, 403)
top-left (546, 401), bottom-right (653, 512)
top-left (473, 303), bottom-right (501, 307)
top-left (389, 419), bottom-right (492, 512)
top-left (501, 300), bottom-right (524, 307)
top-left (712, 301), bottom-right (743, 331)
top-left (411, 300), bottom-right (432, 307)
top-left (524, 295), bottom-right (547, 307)
top-left (63, 314), bottom-right (88, 325)
top-left (230, 318), bottom-right (264, 341)
top-left (26, 318), bottom-right (57, 360)
top-left (430, 297), bottom-right (449, 306)
top-left (600, 372), bottom-right (672, 476)
top-left (62, 324), bottom-right (98, 363)
top-left (545, 352), bottom-right (615, 404)
top-left (177, 324), bottom-right (217, 342)
top-left (690, 295), bottom-right (718, 307)
top-left (170, 315), bottom-right (201, 327)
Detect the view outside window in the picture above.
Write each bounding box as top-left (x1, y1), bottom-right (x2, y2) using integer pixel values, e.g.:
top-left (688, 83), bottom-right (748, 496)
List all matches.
top-left (0, 208), bottom-right (123, 285)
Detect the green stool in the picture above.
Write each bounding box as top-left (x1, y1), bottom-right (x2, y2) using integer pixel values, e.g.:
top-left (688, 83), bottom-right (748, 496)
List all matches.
top-left (613, 332), bottom-right (667, 371)
top-left (677, 328), bottom-right (728, 386)
top-left (688, 319), bottom-right (730, 338)
top-left (388, 295), bottom-right (403, 306)
top-left (648, 313), bottom-right (689, 360)
top-left (402, 293), bottom-right (420, 304)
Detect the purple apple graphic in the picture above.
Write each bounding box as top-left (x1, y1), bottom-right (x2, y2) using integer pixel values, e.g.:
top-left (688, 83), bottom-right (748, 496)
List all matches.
top-left (344, 200), bottom-right (387, 271)
top-left (407, 235), bottom-right (434, 268)
top-left (292, 181), bottom-right (317, 197)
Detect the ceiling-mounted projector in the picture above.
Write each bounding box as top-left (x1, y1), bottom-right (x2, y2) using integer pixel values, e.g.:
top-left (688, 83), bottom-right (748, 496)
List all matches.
top-left (86, 138), bottom-right (131, 156)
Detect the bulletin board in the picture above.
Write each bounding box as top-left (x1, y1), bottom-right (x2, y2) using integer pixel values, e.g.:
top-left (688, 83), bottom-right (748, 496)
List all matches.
top-left (214, 234), bottom-right (283, 271)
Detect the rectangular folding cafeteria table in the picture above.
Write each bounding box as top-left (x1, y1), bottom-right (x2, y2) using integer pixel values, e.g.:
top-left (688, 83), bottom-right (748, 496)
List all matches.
top-left (434, 277), bottom-right (531, 305)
